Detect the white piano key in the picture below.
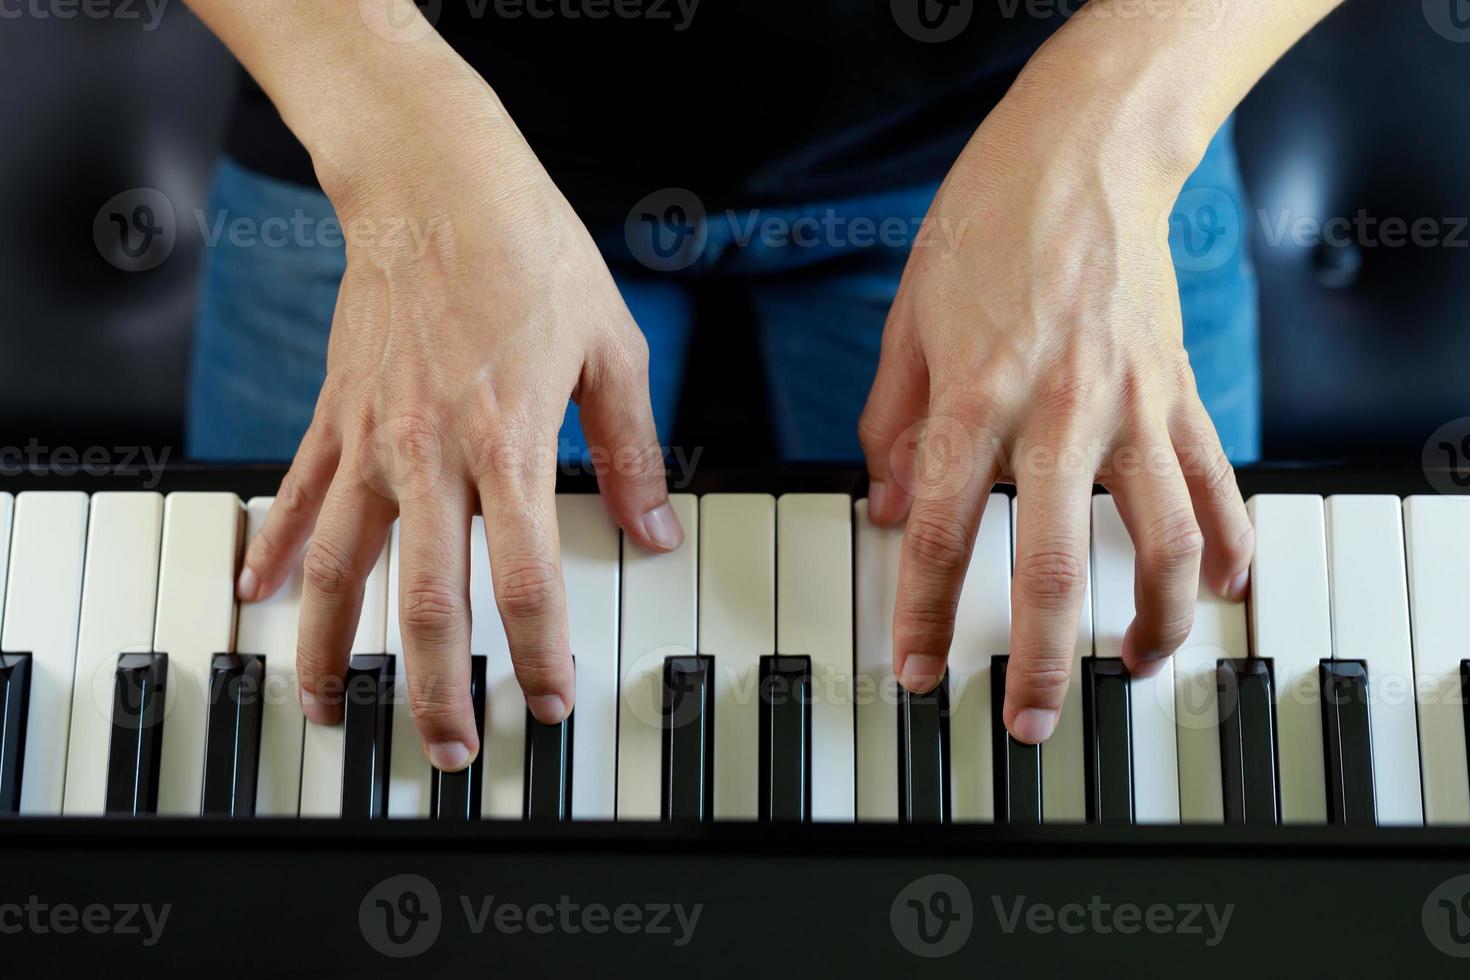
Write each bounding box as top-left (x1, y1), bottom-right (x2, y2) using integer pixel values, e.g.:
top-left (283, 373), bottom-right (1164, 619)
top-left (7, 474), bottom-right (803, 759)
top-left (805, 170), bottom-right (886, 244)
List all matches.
top-left (777, 494), bottom-right (854, 821)
top-left (471, 515), bottom-right (523, 820)
top-left (1173, 576), bottom-right (1249, 823)
top-left (0, 493), bottom-right (12, 637)
top-left (235, 497), bottom-right (308, 817)
top-left (617, 494), bottom-right (698, 820)
top-left (154, 493), bottom-right (243, 815)
top-left (1326, 495), bottom-right (1422, 825)
top-left (698, 494), bottom-right (775, 821)
top-left (1012, 496), bottom-right (1093, 823)
top-left (298, 542), bottom-right (390, 817)
top-left (1247, 494), bottom-right (1331, 824)
top-left (384, 521), bottom-right (432, 818)
top-left (62, 493), bottom-right (164, 816)
top-left (1404, 495), bottom-right (1470, 824)
top-left (559, 495), bottom-right (621, 821)
top-left (949, 494), bottom-right (1010, 822)
top-left (855, 499), bottom-right (902, 821)
top-left (1, 492), bottom-right (88, 814)
top-left (1091, 495), bottom-right (1180, 824)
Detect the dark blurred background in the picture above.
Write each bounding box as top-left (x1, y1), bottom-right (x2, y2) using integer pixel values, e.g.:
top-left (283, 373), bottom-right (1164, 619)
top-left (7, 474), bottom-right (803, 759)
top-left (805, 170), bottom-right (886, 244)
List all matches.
top-left (0, 0), bottom-right (1466, 466)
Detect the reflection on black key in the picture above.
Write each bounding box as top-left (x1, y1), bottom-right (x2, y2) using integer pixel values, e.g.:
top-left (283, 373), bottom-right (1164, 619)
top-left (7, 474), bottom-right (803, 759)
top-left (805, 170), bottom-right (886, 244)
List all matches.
top-left (662, 655), bottom-right (714, 822)
top-left (1320, 659), bottom-right (1376, 827)
top-left (991, 656), bottom-right (1042, 824)
top-left (202, 654), bottom-right (266, 818)
top-left (341, 654), bottom-right (394, 819)
top-left (105, 652), bottom-right (168, 816)
top-left (1217, 658), bottom-right (1280, 826)
top-left (759, 655), bottom-right (812, 822)
top-left (524, 708), bottom-right (573, 821)
top-left (433, 655), bottom-right (487, 820)
top-left (0, 652), bottom-right (32, 813)
top-left (898, 675), bottom-right (950, 824)
top-left (1083, 658), bottom-right (1134, 824)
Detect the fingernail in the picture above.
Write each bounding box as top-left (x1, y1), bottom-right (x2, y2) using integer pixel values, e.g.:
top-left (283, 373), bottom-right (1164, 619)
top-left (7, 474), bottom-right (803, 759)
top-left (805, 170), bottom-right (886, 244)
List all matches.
top-left (1010, 708), bottom-right (1058, 745)
top-left (642, 503), bottom-right (684, 551)
top-left (1223, 568), bottom-right (1250, 602)
top-left (300, 687), bottom-right (332, 725)
top-left (870, 481), bottom-right (890, 521)
top-left (527, 693), bottom-right (568, 724)
top-left (428, 741), bottom-right (472, 773)
top-left (899, 655), bottom-right (945, 692)
top-left (236, 566), bottom-right (259, 602)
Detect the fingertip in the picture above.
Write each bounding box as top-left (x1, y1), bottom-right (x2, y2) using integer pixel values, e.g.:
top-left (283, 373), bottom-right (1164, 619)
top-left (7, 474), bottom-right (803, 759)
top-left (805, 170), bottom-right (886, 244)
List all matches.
top-left (897, 654), bottom-right (946, 694)
top-left (1218, 567), bottom-right (1250, 603)
top-left (527, 693), bottom-right (570, 725)
top-left (300, 686), bottom-right (339, 726)
top-left (639, 501), bottom-right (684, 552)
top-left (236, 565), bottom-right (260, 602)
top-left (427, 740), bottom-right (475, 773)
top-left (868, 480), bottom-right (909, 526)
top-left (1007, 707), bottom-right (1058, 745)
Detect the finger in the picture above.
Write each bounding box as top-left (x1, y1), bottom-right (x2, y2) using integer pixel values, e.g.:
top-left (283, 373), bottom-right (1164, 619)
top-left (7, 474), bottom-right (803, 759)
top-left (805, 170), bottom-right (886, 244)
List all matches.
top-left (891, 404), bottom-right (998, 693)
top-left (578, 334), bottom-right (683, 553)
top-left (1173, 404), bottom-right (1254, 601)
top-left (1005, 457), bottom-right (1093, 744)
top-left (477, 434), bottom-right (575, 725)
top-left (295, 471), bottom-right (394, 724)
top-left (238, 423), bottom-right (340, 601)
top-left (858, 308), bottom-right (929, 526)
top-left (397, 482), bottom-right (478, 771)
top-left (1111, 443), bottom-right (1204, 677)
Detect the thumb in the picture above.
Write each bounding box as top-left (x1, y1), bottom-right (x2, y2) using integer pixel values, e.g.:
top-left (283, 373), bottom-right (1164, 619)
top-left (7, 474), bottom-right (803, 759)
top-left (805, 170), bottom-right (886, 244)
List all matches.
top-left (578, 331), bottom-right (684, 553)
top-left (857, 316), bottom-right (929, 526)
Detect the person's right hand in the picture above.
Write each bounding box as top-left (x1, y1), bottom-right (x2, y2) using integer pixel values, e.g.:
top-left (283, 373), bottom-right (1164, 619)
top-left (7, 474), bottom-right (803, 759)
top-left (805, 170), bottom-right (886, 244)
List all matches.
top-left (232, 51), bottom-right (683, 773)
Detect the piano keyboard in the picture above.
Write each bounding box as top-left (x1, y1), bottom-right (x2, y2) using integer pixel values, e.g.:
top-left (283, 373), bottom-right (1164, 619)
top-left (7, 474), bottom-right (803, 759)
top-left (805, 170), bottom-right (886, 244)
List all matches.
top-left (2, 473), bottom-right (1468, 826)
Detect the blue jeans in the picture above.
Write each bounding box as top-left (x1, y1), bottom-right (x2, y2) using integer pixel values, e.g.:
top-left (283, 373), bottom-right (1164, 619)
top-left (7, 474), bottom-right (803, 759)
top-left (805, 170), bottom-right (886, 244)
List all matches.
top-left (188, 120), bottom-right (1259, 463)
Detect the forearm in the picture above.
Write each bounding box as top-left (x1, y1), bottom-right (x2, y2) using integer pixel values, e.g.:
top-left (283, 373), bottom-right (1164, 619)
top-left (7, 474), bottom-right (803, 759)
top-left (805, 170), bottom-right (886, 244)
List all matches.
top-left (993, 0), bottom-right (1347, 193)
top-left (181, 0), bottom-right (525, 201)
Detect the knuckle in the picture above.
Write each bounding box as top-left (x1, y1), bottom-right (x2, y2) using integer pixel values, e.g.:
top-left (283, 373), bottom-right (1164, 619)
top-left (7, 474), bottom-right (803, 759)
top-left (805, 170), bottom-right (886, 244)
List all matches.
top-left (302, 538), bottom-right (358, 598)
top-left (1014, 547), bottom-right (1088, 608)
top-left (1009, 658), bottom-right (1073, 704)
top-left (903, 513), bottom-right (973, 575)
top-left (495, 556), bottom-right (562, 622)
top-left (399, 580), bottom-right (468, 641)
top-left (856, 408), bottom-right (891, 455)
top-left (1142, 510), bottom-right (1205, 573)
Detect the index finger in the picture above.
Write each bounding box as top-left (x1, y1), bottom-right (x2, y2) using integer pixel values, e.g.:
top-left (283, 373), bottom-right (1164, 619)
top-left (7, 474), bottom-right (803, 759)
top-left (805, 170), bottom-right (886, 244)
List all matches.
top-left (476, 438), bottom-right (575, 725)
top-left (1005, 460), bottom-right (1093, 744)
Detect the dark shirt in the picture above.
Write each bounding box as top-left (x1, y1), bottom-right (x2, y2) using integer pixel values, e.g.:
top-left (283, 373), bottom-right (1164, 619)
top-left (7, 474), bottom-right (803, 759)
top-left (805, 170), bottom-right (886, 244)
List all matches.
top-left (224, 1), bottom-right (1068, 224)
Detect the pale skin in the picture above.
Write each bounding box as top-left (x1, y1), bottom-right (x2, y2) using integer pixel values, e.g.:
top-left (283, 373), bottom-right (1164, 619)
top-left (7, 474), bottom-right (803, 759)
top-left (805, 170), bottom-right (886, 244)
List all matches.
top-left (184, 0), bottom-right (1347, 769)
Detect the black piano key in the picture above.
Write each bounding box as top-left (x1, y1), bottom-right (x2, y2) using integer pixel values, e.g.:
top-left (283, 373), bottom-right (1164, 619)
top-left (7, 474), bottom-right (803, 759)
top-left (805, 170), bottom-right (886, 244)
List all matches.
top-left (898, 674), bottom-right (951, 824)
top-left (1460, 660), bottom-right (1470, 788)
top-left (662, 655), bottom-right (714, 822)
top-left (201, 654), bottom-right (266, 818)
top-left (759, 654), bottom-right (812, 823)
top-left (1082, 658), bottom-right (1134, 825)
top-left (524, 710), bottom-right (574, 821)
top-left (1217, 658), bottom-right (1281, 826)
top-left (432, 655), bottom-right (487, 821)
top-left (341, 654), bottom-right (395, 819)
top-left (0, 652), bottom-right (32, 813)
top-left (990, 656), bottom-right (1043, 824)
top-left (105, 652), bottom-right (168, 816)
top-left (1320, 659), bottom-right (1376, 827)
